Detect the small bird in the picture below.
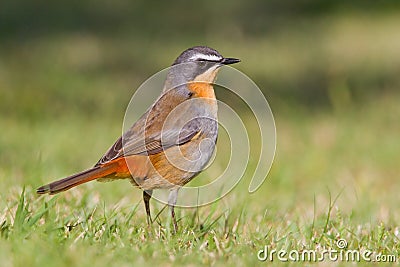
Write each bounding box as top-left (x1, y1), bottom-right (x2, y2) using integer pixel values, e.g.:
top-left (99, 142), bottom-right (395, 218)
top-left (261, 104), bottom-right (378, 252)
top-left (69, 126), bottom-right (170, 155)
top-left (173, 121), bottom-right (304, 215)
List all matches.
top-left (37, 46), bottom-right (240, 231)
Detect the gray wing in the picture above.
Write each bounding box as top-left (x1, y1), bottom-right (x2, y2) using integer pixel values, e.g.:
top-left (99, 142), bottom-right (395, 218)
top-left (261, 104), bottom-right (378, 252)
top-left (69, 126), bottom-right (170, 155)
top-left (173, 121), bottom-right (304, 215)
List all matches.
top-left (120, 127), bottom-right (200, 156)
top-left (95, 121), bottom-right (200, 166)
top-left (95, 86), bottom-right (215, 166)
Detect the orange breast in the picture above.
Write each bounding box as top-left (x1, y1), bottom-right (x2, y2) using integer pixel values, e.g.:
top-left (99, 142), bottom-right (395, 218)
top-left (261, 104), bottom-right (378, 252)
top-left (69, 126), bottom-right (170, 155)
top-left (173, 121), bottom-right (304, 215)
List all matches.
top-left (188, 82), bottom-right (216, 99)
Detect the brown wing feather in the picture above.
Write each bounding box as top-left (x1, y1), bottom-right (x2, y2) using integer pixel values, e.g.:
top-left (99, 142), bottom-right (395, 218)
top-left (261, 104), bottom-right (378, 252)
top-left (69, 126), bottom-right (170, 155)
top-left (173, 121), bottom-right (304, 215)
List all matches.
top-left (96, 86), bottom-right (196, 166)
top-left (96, 128), bottom-right (200, 167)
top-left (121, 129), bottom-right (200, 156)
top-left (95, 136), bottom-right (123, 166)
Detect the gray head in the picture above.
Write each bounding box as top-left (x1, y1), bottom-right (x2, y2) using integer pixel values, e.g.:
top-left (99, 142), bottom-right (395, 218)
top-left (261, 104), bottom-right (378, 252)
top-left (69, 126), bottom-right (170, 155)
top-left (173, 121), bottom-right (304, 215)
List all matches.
top-left (164, 46), bottom-right (240, 90)
top-left (173, 46), bottom-right (240, 66)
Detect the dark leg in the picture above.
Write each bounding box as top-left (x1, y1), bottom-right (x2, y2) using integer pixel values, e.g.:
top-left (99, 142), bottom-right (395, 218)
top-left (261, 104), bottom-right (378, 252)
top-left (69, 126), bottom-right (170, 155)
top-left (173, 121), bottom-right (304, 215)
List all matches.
top-left (168, 188), bottom-right (179, 233)
top-left (143, 190), bottom-right (153, 225)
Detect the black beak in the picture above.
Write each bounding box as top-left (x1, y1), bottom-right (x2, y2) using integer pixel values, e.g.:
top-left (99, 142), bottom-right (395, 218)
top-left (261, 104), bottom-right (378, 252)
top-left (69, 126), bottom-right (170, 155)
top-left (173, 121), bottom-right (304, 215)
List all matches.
top-left (221, 57), bottom-right (241, 65)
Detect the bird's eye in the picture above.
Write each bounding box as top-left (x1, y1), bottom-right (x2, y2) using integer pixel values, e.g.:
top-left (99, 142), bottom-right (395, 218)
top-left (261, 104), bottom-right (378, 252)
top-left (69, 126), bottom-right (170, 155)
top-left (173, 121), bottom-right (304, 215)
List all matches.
top-left (196, 58), bottom-right (222, 63)
top-left (193, 55), bottom-right (223, 63)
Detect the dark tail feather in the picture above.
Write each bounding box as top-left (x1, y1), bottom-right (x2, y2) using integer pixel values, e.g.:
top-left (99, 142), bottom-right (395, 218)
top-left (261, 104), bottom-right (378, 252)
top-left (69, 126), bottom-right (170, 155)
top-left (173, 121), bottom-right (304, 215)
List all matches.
top-left (37, 164), bottom-right (117, 195)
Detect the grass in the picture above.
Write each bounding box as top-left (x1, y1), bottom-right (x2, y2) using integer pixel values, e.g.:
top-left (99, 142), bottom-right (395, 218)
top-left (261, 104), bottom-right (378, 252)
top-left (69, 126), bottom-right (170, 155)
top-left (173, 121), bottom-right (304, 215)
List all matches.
top-left (1, 11), bottom-right (400, 266)
top-left (1, 93), bottom-right (399, 266)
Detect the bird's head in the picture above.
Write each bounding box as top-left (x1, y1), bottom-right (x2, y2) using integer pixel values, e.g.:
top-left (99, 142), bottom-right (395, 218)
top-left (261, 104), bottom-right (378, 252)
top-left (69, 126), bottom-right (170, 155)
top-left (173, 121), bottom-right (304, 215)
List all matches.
top-left (165, 46), bottom-right (240, 90)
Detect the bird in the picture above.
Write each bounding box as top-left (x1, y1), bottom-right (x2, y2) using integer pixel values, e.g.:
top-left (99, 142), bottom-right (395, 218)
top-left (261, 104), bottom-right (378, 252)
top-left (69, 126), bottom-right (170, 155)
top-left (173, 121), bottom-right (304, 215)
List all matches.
top-left (37, 46), bottom-right (240, 232)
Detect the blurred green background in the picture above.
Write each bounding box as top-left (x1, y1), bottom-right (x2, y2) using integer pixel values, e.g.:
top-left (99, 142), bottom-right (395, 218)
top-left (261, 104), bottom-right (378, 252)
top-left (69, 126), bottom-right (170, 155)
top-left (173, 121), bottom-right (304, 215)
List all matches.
top-left (1, 1), bottom-right (400, 265)
top-left (2, 0), bottom-right (400, 217)
top-left (2, 0), bottom-right (400, 120)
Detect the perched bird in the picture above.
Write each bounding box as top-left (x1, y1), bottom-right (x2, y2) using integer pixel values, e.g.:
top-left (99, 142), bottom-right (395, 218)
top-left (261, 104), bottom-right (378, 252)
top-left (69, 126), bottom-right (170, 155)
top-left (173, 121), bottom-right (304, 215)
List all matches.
top-left (37, 46), bottom-right (240, 231)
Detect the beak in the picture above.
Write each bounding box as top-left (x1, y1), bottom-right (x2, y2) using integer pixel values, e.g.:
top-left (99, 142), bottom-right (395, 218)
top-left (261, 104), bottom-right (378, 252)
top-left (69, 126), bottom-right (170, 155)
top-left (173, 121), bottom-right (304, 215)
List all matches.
top-left (221, 57), bottom-right (241, 65)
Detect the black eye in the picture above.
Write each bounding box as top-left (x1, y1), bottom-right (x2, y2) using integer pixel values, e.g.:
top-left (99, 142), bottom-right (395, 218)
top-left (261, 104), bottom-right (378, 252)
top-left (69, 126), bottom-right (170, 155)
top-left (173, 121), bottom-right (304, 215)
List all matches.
top-left (196, 58), bottom-right (222, 63)
top-left (193, 54), bottom-right (223, 63)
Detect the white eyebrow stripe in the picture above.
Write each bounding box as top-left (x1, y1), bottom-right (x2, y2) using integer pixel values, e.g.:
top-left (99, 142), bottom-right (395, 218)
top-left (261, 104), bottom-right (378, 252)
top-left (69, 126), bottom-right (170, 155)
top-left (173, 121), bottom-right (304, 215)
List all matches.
top-left (189, 54), bottom-right (222, 61)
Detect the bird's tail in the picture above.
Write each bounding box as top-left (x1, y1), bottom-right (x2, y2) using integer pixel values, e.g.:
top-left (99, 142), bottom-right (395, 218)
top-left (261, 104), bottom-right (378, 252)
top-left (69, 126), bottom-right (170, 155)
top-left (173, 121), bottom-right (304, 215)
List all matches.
top-left (36, 163), bottom-right (118, 195)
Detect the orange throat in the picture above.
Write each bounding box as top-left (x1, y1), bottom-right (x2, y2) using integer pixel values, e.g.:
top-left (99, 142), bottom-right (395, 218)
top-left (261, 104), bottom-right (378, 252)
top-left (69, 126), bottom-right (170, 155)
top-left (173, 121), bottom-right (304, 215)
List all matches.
top-left (188, 82), bottom-right (216, 99)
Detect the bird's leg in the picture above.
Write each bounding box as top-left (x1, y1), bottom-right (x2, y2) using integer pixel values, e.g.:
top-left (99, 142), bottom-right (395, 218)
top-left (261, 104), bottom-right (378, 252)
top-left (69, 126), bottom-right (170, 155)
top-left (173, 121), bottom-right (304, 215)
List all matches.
top-left (143, 190), bottom-right (153, 225)
top-left (168, 188), bottom-right (179, 233)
